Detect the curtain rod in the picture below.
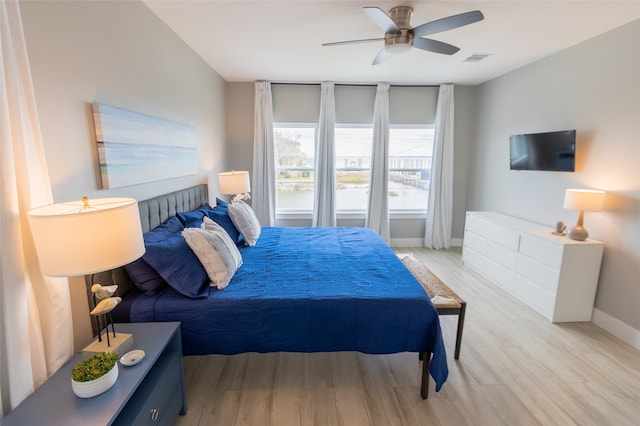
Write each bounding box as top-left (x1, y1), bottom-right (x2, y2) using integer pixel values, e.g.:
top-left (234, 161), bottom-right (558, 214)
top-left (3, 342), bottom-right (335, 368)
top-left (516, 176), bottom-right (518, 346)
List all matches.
top-left (268, 81), bottom-right (442, 88)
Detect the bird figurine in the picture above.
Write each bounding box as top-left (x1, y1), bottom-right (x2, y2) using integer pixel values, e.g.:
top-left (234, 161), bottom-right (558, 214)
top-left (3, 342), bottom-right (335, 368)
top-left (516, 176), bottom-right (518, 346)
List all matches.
top-left (90, 297), bottom-right (122, 316)
top-left (91, 284), bottom-right (118, 300)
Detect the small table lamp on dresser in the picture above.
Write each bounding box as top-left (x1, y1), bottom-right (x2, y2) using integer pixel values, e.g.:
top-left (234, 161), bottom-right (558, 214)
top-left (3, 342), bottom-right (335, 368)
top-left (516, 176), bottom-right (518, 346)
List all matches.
top-left (563, 188), bottom-right (606, 241)
top-left (28, 197), bottom-right (145, 356)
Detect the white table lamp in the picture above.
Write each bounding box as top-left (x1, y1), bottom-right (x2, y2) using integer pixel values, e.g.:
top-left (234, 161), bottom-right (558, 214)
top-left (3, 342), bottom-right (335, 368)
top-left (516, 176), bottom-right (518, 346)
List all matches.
top-left (28, 197), bottom-right (145, 355)
top-left (563, 189), bottom-right (605, 241)
top-left (218, 170), bottom-right (251, 203)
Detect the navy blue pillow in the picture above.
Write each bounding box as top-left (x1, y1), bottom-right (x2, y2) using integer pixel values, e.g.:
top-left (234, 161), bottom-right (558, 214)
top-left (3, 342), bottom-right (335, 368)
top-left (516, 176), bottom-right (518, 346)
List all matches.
top-left (124, 217), bottom-right (183, 295)
top-left (124, 258), bottom-right (168, 296)
top-left (143, 216), bottom-right (184, 243)
top-left (142, 233), bottom-right (209, 298)
top-left (176, 203), bottom-right (212, 228)
top-left (204, 204), bottom-right (242, 244)
top-left (216, 198), bottom-right (228, 207)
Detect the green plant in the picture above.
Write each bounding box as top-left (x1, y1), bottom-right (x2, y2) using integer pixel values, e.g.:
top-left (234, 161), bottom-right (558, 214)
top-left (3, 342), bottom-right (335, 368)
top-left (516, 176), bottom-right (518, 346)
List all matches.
top-left (71, 352), bottom-right (118, 382)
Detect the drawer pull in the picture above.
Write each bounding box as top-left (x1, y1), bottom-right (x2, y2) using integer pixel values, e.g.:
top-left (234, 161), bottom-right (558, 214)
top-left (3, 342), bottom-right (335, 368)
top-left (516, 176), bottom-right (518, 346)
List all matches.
top-left (150, 408), bottom-right (159, 422)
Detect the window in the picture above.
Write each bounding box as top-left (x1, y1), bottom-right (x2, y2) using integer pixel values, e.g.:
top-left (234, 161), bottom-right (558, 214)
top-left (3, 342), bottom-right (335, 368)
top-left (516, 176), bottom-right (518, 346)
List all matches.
top-left (274, 124), bottom-right (316, 211)
top-left (335, 126), bottom-right (373, 211)
top-left (274, 123), bottom-right (434, 214)
top-left (388, 126), bottom-right (434, 211)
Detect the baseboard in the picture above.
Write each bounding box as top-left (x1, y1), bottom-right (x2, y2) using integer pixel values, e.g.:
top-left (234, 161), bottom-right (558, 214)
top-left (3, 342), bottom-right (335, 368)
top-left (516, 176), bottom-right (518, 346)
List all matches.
top-left (391, 237), bottom-right (463, 248)
top-left (592, 308), bottom-right (640, 350)
top-left (390, 238), bottom-right (424, 247)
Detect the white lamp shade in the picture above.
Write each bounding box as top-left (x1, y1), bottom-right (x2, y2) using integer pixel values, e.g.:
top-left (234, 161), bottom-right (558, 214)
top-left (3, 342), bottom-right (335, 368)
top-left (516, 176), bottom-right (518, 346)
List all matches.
top-left (563, 189), bottom-right (606, 211)
top-left (218, 170), bottom-right (251, 195)
top-left (28, 198), bottom-right (145, 277)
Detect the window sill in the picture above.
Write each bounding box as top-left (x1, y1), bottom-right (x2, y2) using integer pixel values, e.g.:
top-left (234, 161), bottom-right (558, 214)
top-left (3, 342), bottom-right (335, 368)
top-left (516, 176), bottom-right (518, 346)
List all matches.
top-left (276, 210), bottom-right (427, 221)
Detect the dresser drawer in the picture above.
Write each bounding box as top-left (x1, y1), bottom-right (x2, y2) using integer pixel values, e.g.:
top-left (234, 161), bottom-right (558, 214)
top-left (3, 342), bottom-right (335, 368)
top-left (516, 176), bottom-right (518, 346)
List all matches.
top-left (466, 214), bottom-right (520, 250)
top-left (486, 241), bottom-right (517, 270)
top-left (513, 276), bottom-right (555, 320)
top-left (516, 255), bottom-right (560, 293)
top-left (518, 234), bottom-right (563, 269)
top-left (114, 350), bottom-right (183, 426)
top-left (462, 245), bottom-right (486, 273)
top-left (463, 230), bottom-right (487, 255)
top-left (486, 259), bottom-right (515, 292)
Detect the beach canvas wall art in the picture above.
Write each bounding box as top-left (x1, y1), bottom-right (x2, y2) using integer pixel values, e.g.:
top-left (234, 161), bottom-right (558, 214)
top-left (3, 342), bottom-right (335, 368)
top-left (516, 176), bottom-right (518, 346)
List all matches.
top-left (92, 103), bottom-right (198, 189)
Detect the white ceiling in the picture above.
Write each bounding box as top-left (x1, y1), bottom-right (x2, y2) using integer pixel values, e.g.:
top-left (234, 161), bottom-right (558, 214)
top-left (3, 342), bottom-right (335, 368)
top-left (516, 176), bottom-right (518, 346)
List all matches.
top-left (143, 1), bottom-right (640, 85)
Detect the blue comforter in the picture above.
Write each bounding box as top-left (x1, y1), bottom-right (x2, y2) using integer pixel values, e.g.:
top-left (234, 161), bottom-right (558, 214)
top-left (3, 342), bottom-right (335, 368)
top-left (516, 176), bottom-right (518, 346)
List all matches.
top-left (124, 227), bottom-right (448, 390)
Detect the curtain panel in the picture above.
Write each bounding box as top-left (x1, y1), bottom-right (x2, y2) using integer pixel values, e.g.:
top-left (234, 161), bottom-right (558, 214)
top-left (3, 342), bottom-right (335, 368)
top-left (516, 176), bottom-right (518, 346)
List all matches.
top-left (252, 81), bottom-right (276, 226)
top-left (312, 82), bottom-right (336, 227)
top-left (365, 83), bottom-right (390, 244)
top-left (425, 84), bottom-right (454, 249)
top-left (1, 0), bottom-right (73, 415)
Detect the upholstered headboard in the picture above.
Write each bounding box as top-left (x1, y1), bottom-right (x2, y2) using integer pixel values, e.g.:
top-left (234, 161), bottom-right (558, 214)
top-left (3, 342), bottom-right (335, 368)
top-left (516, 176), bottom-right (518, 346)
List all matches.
top-left (85, 184), bottom-right (208, 334)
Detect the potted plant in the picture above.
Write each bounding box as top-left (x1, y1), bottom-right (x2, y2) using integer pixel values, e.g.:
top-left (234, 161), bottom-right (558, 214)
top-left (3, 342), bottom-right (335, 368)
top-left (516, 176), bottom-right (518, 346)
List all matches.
top-left (71, 352), bottom-right (119, 398)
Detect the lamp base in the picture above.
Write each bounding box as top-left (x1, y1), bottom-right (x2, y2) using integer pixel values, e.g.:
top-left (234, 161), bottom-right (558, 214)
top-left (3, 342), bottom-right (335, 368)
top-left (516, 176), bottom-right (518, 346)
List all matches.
top-left (82, 332), bottom-right (133, 358)
top-left (568, 225), bottom-right (589, 241)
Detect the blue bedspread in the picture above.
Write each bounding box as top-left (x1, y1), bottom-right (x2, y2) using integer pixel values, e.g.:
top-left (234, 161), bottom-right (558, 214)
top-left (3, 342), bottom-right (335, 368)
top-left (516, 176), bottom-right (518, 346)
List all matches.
top-left (124, 227), bottom-right (448, 390)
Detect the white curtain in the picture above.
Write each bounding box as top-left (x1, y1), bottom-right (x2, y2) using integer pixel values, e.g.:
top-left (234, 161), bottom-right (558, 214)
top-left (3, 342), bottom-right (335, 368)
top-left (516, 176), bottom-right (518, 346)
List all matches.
top-left (365, 83), bottom-right (390, 244)
top-left (252, 81), bottom-right (276, 226)
top-left (0, 0), bottom-right (73, 415)
top-left (312, 82), bottom-right (336, 227)
top-left (425, 84), bottom-right (455, 249)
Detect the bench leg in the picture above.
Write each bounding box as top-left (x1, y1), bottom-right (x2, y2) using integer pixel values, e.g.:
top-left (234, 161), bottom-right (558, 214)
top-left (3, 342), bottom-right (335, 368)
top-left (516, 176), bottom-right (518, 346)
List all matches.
top-left (454, 301), bottom-right (467, 360)
top-left (420, 351), bottom-right (431, 399)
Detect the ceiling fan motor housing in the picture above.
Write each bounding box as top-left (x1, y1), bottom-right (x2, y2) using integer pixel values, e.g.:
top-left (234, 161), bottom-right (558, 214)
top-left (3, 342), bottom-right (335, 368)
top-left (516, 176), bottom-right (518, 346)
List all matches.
top-left (385, 6), bottom-right (414, 53)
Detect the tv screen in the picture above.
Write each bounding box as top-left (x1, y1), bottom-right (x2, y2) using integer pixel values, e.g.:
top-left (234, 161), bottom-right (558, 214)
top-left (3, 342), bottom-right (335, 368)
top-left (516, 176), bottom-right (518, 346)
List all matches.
top-left (509, 130), bottom-right (576, 171)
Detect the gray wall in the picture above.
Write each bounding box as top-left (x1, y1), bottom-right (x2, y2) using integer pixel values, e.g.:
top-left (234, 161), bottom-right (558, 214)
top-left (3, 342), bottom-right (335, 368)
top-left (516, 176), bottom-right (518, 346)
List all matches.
top-left (225, 82), bottom-right (476, 243)
top-left (468, 20), bottom-right (640, 332)
top-left (20, 0), bottom-right (228, 350)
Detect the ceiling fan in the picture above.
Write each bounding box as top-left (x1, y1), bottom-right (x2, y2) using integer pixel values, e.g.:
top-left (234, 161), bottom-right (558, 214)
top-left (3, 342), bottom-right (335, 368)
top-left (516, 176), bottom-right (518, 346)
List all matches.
top-left (322, 6), bottom-right (484, 65)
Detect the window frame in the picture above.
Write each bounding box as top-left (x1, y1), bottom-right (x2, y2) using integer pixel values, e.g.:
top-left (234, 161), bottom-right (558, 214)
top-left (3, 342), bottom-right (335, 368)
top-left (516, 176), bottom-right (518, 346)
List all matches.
top-left (273, 122), bottom-right (317, 215)
top-left (387, 124), bottom-right (434, 216)
top-left (273, 122), bottom-right (433, 220)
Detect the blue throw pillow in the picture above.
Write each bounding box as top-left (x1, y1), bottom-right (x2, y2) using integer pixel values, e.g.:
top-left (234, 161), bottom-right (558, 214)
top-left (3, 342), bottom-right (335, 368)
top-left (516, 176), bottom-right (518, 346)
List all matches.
top-left (124, 258), bottom-right (168, 296)
top-left (142, 233), bottom-right (210, 299)
top-left (176, 203), bottom-right (212, 228)
top-left (143, 216), bottom-right (184, 243)
top-left (204, 204), bottom-right (242, 244)
top-left (216, 198), bottom-right (228, 207)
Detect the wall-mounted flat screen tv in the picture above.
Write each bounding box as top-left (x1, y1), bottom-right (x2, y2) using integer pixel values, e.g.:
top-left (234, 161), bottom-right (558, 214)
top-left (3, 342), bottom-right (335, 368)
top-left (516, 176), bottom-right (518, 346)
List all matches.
top-left (509, 129), bottom-right (576, 172)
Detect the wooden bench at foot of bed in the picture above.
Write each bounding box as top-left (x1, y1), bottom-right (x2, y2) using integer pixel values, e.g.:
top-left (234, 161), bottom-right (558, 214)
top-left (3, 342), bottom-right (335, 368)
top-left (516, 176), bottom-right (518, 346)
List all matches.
top-left (399, 253), bottom-right (467, 360)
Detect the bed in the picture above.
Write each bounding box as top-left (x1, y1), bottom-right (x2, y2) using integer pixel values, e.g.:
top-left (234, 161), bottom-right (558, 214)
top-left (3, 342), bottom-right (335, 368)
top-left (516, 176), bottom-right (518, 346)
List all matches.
top-left (88, 185), bottom-right (448, 398)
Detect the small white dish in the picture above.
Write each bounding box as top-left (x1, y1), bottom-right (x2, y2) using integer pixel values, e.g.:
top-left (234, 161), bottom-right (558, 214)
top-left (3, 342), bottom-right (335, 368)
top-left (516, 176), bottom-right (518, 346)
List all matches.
top-left (120, 349), bottom-right (145, 366)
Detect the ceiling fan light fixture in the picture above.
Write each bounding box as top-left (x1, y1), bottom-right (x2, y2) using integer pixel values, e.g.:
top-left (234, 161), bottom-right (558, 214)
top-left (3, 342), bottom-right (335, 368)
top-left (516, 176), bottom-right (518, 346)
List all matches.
top-left (384, 30), bottom-right (413, 54)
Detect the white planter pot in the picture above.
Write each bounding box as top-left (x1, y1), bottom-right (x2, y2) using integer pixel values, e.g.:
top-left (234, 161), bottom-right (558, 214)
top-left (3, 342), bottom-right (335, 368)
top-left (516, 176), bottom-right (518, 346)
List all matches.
top-left (71, 364), bottom-right (118, 398)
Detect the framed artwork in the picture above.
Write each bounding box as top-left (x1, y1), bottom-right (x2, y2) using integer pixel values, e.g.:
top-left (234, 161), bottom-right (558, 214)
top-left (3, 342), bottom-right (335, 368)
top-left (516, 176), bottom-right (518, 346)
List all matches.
top-left (92, 103), bottom-right (198, 189)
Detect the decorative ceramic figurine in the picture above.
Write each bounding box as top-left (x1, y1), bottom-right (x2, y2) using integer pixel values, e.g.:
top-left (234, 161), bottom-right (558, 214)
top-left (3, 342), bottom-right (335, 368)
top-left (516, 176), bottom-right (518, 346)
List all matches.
top-left (552, 221), bottom-right (567, 236)
top-left (90, 297), bottom-right (122, 316)
top-left (91, 284), bottom-right (118, 300)
top-left (90, 284), bottom-right (122, 346)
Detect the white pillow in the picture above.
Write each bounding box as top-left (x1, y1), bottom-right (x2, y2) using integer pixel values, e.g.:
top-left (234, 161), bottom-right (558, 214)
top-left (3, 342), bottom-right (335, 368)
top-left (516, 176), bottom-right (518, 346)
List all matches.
top-left (182, 218), bottom-right (242, 289)
top-left (228, 200), bottom-right (261, 246)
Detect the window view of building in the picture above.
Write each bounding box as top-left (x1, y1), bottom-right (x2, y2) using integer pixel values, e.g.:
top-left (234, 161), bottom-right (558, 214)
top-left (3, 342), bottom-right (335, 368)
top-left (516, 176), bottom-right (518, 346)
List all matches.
top-left (274, 125), bottom-right (315, 210)
top-left (274, 124), bottom-right (434, 213)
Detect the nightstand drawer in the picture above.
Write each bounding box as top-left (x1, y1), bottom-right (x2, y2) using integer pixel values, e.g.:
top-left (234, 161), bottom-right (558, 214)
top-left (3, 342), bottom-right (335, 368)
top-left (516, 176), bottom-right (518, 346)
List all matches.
top-left (114, 350), bottom-right (182, 425)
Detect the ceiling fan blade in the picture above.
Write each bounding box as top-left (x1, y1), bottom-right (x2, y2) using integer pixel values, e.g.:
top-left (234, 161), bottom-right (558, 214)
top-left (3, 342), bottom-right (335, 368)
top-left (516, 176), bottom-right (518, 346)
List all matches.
top-left (372, 48), bottom-right (391, 65)
top-left (322, 38), bottom-right (384, 47)
top-left (413, 37), bottom-right (460, 55)
top-left (363, 7), bottom-right (399, 33)
top-left (412, 10), bottom-right (484, 38)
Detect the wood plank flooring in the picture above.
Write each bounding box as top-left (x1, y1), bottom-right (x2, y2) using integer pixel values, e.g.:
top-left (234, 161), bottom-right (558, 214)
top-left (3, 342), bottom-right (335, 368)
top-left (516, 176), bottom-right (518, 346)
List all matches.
top-left (175, 248), bottom-right (640, 425)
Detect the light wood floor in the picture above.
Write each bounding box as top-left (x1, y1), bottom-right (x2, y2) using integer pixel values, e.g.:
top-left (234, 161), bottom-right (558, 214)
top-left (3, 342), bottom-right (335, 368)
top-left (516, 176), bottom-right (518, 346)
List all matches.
top-left (175, 248), bottom-right (640, 426)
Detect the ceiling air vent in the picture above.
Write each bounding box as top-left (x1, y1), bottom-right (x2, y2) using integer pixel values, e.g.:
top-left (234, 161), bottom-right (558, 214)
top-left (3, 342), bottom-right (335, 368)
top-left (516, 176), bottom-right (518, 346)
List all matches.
top-left (464, 53), bottom-right (491, 62)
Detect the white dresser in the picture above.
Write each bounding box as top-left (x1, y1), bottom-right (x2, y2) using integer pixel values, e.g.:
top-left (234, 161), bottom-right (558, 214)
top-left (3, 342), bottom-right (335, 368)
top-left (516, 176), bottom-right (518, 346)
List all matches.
top-left (462, 211), bottom-right (604, 322)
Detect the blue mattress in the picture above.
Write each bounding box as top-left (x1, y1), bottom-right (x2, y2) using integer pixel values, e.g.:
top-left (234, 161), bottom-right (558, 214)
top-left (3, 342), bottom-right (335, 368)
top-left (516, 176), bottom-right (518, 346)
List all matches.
top-left (120, 227), bottom-right (448, 390)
